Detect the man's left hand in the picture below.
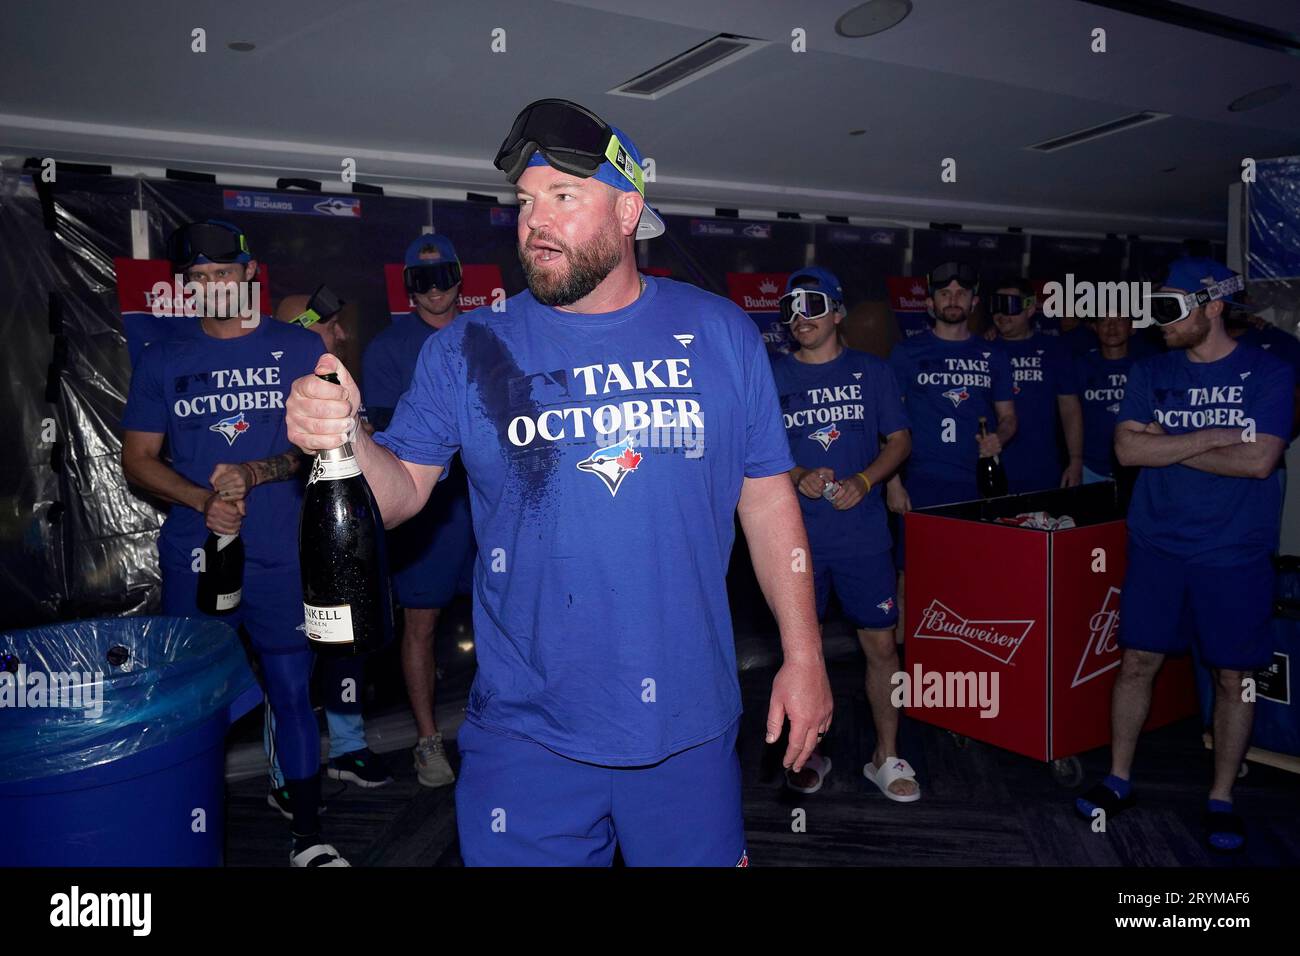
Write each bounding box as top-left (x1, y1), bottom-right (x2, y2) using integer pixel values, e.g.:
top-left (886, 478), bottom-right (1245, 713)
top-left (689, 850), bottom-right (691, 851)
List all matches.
top-left (765, 657), bottom-right (834, 773)
top-left (830, 473), bottom-right (868, 510)
top-left (209, 462), bottom-right (254, 502)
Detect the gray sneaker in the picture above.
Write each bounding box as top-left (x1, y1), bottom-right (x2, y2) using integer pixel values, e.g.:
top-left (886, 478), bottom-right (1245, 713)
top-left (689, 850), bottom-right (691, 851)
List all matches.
top-left (414, 733), bottom-right (455, 788)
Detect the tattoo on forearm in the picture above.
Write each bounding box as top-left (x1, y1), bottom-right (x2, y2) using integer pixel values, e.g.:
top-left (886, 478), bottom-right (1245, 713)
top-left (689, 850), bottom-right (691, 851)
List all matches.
top-left (248, 451), bottom-right (303, 485)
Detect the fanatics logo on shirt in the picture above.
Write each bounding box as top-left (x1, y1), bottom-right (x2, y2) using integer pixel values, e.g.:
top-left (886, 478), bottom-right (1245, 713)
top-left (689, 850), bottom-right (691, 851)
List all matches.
top-left (809, 424), bottom-right (841, 449)
top-left (209, 412), bottom-right (250, 446)
top-left (575, 436), bottom-right (644, 498)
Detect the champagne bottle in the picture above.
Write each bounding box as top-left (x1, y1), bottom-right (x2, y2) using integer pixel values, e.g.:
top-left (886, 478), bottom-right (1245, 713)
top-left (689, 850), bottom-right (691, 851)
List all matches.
top-left (196, 532), bottom-right (243, 614)
top-left (977, 416), bottom-right (1008, 499)
top-left (299, 373), bottom-right (391, 654)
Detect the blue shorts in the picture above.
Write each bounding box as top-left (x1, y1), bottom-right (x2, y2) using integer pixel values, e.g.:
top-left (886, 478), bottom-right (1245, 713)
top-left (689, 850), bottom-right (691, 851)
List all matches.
top-left (161, 561), bottom-right (308, 656)
top-left (1119, 540), bottom-right (1275, 671)
top-left (454, 717), bottom-right (746, 867)
top-left (814, 548), bottom-right (898, 630)
top-left (390, 489), bottom-right (475, 609)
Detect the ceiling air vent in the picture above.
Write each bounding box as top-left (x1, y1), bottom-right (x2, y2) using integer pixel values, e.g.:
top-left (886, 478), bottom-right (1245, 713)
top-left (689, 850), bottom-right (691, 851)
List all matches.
top-left (1027, 111), bottom-right (1170, 152)
top-left (609, 34), bottom-right (768, 100)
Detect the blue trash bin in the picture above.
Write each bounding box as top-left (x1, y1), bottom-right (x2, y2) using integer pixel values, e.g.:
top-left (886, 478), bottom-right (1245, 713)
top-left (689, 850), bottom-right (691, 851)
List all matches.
top-left (0, 616), bottom-right (261, 866)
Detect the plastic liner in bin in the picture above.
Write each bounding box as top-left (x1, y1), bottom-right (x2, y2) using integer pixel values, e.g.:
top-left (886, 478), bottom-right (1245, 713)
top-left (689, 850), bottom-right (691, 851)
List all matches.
top-left (0, 616), bottom-right (256, 784)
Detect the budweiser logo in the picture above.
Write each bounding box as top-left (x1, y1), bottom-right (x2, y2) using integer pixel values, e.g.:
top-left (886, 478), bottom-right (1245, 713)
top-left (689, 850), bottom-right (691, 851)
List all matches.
top-left (1071, 586), bottom-right (1122, 687)
top-left (913, 600), bottom-right (1034, 665)
top-left (758, 279), bottom-right (778, 294)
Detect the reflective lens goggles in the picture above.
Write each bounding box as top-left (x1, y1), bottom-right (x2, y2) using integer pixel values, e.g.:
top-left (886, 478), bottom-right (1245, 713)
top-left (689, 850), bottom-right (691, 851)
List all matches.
top-left (780, 289), bottom-right (836, 325)
top-left (988, 292), bottom-right (1035, 316)
top-left (928, 261), bottom-right (979, 292)
top-left (167, 221), bottom-right (250, 269)
top-left (1143, 275), bottom-right (1244, 326)
top-left (404, 261), bottom-right (463, 295)
top-left (293, 284), bottom-right (345, 328)
top-left (493, 98), bottom-right (644, 195)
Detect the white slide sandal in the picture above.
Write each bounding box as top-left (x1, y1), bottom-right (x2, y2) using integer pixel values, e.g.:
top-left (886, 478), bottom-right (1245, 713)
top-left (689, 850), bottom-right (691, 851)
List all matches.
top-left (864, 757), bottom-right (922, 803)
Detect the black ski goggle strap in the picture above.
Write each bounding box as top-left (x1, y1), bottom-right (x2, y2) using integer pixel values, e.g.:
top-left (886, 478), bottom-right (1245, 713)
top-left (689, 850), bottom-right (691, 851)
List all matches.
top-left (780, 289), bottom-right (835, 324)
top-left (494, 98), bottom-right (612, 184)
top-left (404, 261), bottom-right (462, 295)
top-left (1145, 274), bottom-right (1245, 326)
top-left (294, 284), bottom-right (345, 328)
top-left (989, 293), bottom-right (1034, 316)
top-left (929, 261), bottom-right (979, 291)
top-left (168, 222), bottom-right (249, 268)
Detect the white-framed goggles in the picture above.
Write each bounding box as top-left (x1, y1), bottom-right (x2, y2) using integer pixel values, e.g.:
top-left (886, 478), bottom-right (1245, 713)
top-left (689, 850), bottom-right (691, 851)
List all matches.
top-left (1144, 274), bottom-right (1244, 326)
top-left (780, 289), bottom-right (837, 325)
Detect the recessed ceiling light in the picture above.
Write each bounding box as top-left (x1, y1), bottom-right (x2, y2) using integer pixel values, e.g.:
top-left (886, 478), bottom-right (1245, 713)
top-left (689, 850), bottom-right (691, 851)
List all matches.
top-left (848, 129), bottom-right (866, 136)
top-left (1228, 83), bottom-right (1291, 112)
top-left (836, 0), bottom-right (913, 38)
top-left (228, 41), bottom-right (256, 52)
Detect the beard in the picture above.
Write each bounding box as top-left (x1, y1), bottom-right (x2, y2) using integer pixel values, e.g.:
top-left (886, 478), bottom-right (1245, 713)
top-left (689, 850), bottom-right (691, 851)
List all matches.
top-left (935, 305), bottom-right (969, 326)
top-left (520, 227), bottom-right (623, 307)
top-left (1165, 313), bottom-right (1210, 350)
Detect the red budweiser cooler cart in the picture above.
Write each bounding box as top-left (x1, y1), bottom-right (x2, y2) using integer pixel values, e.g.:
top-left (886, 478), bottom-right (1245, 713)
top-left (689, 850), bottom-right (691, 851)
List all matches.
top-left (904, 482), bottom-right (1198, 785)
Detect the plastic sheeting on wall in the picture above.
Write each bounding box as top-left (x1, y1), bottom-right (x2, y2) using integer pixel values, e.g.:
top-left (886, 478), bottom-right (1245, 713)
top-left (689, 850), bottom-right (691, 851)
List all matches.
top-left (1247, 156), bottom-right (1300, 335)
top-left (0, 170), bottom-right (161, 627)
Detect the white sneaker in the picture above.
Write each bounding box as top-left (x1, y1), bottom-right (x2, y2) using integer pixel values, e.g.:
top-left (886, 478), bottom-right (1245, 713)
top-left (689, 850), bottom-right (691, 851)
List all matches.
top-left (290, 842), bottom-right (350, 867)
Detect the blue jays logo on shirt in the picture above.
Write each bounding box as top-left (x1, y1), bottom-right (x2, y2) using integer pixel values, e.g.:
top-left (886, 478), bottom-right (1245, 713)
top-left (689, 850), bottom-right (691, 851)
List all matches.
top-left (877, 597), bottom-right (896, 613)
top-left (209, 412), bottom-right (250, 446)
top-left (942, 387), bottom-right (970, 407)
top-left (809, 424), bottom-right (841, 450)
top-left (576, 436), bottom-right (643, 498)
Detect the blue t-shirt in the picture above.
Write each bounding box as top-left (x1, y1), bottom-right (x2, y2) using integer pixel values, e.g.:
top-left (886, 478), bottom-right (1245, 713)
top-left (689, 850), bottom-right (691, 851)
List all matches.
top-left (363, 312), bottom-right (439, 427)
top-left (771, 349), bottom-right (909, 556)
top-left (1075, 348), bottom-right (1133, 478)
top-left (999, 333), bottom-right (1078, 492)
top-left (121, 317), bottom-right (326, 571)
top-left (373, 276), bottom-right (794, 765)
top-left (889, 330), bottom-right (1015, 484)
top-left (1059, 322), bottom-right (1097, 356)
top-left (1118, 342), bottom-right (1294, 564)
top-left (1238, 323), bottom-right (1300, 381)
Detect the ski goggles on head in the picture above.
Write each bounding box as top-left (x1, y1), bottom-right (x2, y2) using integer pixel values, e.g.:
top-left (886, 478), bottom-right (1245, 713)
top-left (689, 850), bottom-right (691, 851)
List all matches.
top-left (928, 261), bottom-right (979, 292)
top-left (404, 260), bottom-right (462, 295)
top-left (988, 292), bottom-right (1035, 316)
top-left (167, 221), bottom-right (250, 269)
top-left (1144, 274), bottom-right (1245, 326)
top-left (494, 98), bottom-right (645, 195)
top-left (780, 289), bottom-right (836, 325)
top-left (293, 284), bottom-right (345, 328)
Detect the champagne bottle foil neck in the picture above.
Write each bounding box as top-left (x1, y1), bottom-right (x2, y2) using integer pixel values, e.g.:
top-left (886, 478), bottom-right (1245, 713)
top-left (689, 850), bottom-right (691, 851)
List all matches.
top-left (320, 442), bottom-right (357, 463)
top-left (216, 533), bottom-right (238, 549)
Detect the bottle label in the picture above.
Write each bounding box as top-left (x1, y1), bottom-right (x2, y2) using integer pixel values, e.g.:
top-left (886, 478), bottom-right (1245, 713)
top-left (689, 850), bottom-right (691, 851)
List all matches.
top-left (216, 588), bottom-right (242, 611)
top-left (216, 534), bottom-right (238, 551)
top-left (304, 603), bottom-right (355, 644)
top-left (308, 454), bottom-right (362, 485)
